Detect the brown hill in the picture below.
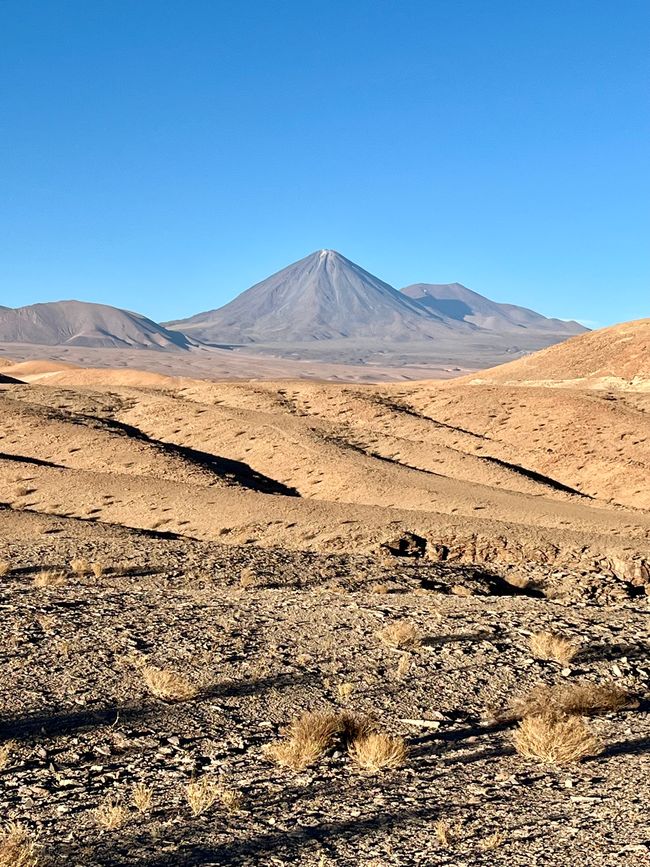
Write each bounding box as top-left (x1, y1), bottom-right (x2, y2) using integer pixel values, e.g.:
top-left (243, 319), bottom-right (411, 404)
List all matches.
top-left (2, 370), bottom-right (649, 580)
top-left (467, 318), bottom-right (650, 389)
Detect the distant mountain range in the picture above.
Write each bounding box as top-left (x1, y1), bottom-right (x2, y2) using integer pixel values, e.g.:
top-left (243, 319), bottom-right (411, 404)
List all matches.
top-left (0, 300), bottom-right (193, 351)
top-left (167, 250), bottom-right (586, 345)
top-left (401, 281), bottom-right (582, 334)
top-left (167, 250), bottom-right (475, 343)
top-left (0, 251), bottom-right (587, 355)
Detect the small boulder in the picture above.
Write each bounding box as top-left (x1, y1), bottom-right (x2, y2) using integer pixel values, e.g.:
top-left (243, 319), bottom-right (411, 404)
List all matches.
top-left (380, 532), bottom-right (427, 558)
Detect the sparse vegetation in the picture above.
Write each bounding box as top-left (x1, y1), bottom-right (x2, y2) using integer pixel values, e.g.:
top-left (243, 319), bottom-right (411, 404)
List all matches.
top-left (132, 782), bottom-right (153, 813)
top-left (266, 710), bottom-right (377, 771)
top-left (32, 569), bottom-right (66, 588)
top-left (0, 741), bottom-right (15, 770)
top-left (512, 681), bottom-right (635, 719)
top-left (514, 714), bottom-right (602, 764)
top-left (93, 798), bottom-right (128, 830)
top-left (348, 732), bottom-right (408, 773)
top-left (70, 557), bottom-right (91, 575)
top-left (91, 561), bottom-right (105, 578)
top-left (185, 779), bottom-right (219, 816)
top-left (434, 819), bottom-right (456, 847)
top-left (336, 682), bottom-right (354, 702)
top-left (266, 711), bottom-right (345, 770)
top-left (0, 822), bottom-right (39, 867)
top-left (529, 630), bottom-right (579, 664)
top-left (142, 665), bottom-right (198, 701)
top-left (0, 560), bottom-right (10, 578)
top-left (217, 785), bottom-right (244, 812)
top-left (377, 621), bottom-right (421, 650)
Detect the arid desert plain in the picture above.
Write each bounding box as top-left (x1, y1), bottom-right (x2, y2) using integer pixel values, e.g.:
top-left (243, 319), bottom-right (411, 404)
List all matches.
top-left (1, 319), bottom-right (649, 866)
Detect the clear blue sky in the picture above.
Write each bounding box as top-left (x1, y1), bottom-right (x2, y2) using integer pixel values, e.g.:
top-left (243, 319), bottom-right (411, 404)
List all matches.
top-left (1, 0), bottom-right (648, 327)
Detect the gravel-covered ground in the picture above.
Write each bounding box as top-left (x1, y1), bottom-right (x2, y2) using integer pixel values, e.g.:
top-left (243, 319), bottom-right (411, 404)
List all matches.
top-left (1, 510), bottom-right (649, 866)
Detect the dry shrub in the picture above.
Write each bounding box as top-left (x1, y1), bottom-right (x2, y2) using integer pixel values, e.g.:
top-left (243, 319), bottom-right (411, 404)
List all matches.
top-left (266, 711), bottom-right (376, 771)
top-left (93, 798), bottom-right (127, 830)
top-left (337, 682), bottom-right (354, 702)
top-left (266, 711), bottom-right (344, 771)
top-left (70, 558), bottom-right (91, 576)
top-left (217, 785), bottom-right (243, 812)
top-left (512, 682), bottom-right (635, 719)
top-left (480, 831), bottom-right (506, 851)
top-left (0, 561), bottom-right (10, 578)
top-left (514, 714), bottom-right (601, 764)
top-left (529, 631), bottom-right (579, 664)
top-left (91, 561), bottom-right (105, 579)
top-left (434, 818), bottom-right (456, 847)
top-left (0, 822), bottom-right (39, 867)
top-left (377, 621), bottom-right (421, 650)
top-left (142, 666), bottom-right (198, 701)
top-left (239, 567), bottom-right (259, 589)
top-left (185, 779), bottom-right (219, 816)
top-left (32, 570), bottom-right (66, 588)
top-left (0, 741), bottom-right (15, 770)
top-left (348, 732), bottom-right (408, 773)
top-left (132, 782), bottom-right (153, 813)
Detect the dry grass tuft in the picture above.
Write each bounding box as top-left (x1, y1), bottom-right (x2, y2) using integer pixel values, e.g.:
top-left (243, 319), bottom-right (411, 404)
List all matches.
top-left (91, 561), bottom-right (105, 579)
top-left (142, 666), bottom-right (198, 701)
top-left (132, 782), bottom-right (153, 813)
top-left (338, 711), bottom-right (377, 742)
top-left (239, 567), bottom-right (260, 589)
top-left (336, 682), bottom-right (354, 702)
top-left (348, 732), bottom-right (408, 773)
top-left (480, 831), bottom-right (506, 851)
top-left (32, 570), bottom-right (66, 588)
top-left (512, 681), bottom-right (635, 719)
top-left (266, 711), bottom-right (344, 770)
top-left (514, 714), bottom-right (601, 764)
top-left (266, 710), bottom-right (377, 771)
top-left (0, 822), bottom-right (39, 867)
top-left (93, 798), bottom-right (128, 830)
top-left (434, 818), bottom-right (456, 847)
top-left (185, 779), bottom-right (219, 816)
top-left (528, 631), bottom-right (579, 664)
top-left (0, 561), bottom-right (10, 578)
top-left (70, 557), bottom-right (91, 576)
top-left (217, 785), bottom-right (244, 812)
top-left (0, 741), bottom-right (15, 771)
top-left (377, 621), bottom-right (421, 650)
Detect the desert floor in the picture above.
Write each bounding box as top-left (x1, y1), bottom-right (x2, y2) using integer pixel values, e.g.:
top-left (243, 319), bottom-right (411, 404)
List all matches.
top-left (0, 354), bottom-right (648, 865)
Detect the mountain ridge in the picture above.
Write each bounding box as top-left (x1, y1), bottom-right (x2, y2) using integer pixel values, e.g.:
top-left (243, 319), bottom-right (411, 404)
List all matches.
top-left (0, 300), bottom-right (194, 351)
top-left (166, 249), bottom-right (474, 344)
top-left (401, 282), bottom-right (585, 334)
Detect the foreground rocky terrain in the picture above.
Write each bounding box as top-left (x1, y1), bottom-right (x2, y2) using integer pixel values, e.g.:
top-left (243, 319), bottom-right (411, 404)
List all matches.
top-left (1, 509), bottom-right (648, 866)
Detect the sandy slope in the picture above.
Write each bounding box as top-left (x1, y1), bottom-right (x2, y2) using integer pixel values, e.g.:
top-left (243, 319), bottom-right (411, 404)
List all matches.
top-left (468, 318), bottom-right (650, 390)
top-left (1, 369), bottom-right (649, 583)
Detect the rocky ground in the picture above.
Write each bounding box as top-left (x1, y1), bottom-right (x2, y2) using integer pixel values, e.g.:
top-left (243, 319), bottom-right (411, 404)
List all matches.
top-left (1, 510), bottom-right (648, 866)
